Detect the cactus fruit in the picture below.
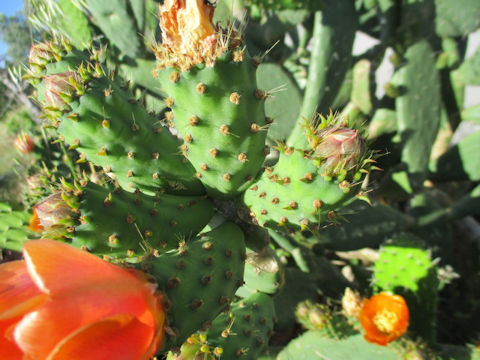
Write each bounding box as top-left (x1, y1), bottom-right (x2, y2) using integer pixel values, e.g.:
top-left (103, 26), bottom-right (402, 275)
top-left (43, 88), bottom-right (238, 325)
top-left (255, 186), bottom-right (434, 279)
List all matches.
top-left (155, 0), bottom-right (268, 196)
top-left (32, 181), bottom-right (214, 260)
top-left (147, 222), bottom-right (246, 347)
top-left (244, 113), bottom-right (372, 231)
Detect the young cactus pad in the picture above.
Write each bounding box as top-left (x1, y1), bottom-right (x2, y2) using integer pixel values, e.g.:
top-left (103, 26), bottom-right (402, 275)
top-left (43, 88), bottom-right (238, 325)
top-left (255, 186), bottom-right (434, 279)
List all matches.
top-left (244, 115), bottom-right (371, 231)
top-left (373, 234), bottom-right (438, 342)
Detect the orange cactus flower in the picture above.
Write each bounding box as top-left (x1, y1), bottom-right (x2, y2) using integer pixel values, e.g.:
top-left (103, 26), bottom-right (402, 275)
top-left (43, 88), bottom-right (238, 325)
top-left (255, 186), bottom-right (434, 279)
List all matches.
top-left (359, 292), bottom-right (409, 346)
top-left (0, 239), bottom-right (165, 360)
top-left (14, 133), bottom-right (35, 154)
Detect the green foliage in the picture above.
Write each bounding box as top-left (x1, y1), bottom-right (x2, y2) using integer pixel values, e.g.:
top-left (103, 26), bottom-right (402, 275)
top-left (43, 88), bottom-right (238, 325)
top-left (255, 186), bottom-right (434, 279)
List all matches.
top-left (277, 333), bottom-right (399, 360)
top-left (374, 234), bottom-right (439, 342)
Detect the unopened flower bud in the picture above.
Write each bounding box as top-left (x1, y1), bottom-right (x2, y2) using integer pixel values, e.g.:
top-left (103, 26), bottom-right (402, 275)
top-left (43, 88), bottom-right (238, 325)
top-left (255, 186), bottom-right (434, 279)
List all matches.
top-left (44, 72), bottom-right (81, 110)
top-left (14, 133), bottom-right (35, 154)
top-left (28, 42), bottom-right (57, 70)
top-left (32, 192), bottom-right (75, 230)
top-left (342, 287), bottom-right (364, 318)
top-left (310, 126), bottom-right (366, 178)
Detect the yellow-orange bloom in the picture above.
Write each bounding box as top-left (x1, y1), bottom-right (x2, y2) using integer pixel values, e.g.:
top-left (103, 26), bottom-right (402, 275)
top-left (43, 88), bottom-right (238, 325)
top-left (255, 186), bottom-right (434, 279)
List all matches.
top-left (359, 292), bottom-right (409, 346)
top-left (0, 240), bottom-right (165, 360)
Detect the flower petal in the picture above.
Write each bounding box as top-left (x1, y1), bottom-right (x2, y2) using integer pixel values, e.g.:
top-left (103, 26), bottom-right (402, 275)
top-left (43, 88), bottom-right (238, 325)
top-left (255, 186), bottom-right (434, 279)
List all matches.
top-left (14, 282), bottom-right (156, 359)
top-left (0, 317), bottom-right (23, 360)
top-left (22, 239), bottom-right (140, 295)
top-left (0, 260), bottom-right (45, 320)
top-left (47, 314), bottom-right (154, 360)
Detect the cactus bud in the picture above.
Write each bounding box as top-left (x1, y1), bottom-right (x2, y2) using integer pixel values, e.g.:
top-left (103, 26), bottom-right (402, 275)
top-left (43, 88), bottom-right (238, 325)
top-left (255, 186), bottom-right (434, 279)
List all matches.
top-left (28, 42), bottom-right (58, 72)
top-left (32, 192), bottom-right (75, 230)
top-left (309, 126), bottom-right (366, 179)
top-left (295, 301), bottom-right (331, 331)
top-left (342, 287), bottom-right (364, 318)
top-left (14, 133), bottom-right (35, 154)
top-left (43, 72), bottom-right (81, 110)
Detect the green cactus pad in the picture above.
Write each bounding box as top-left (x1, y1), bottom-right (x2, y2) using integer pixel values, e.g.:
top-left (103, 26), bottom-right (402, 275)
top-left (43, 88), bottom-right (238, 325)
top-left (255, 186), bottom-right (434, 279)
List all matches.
top-left (243, 149), bottom-right (358, 231)
top-left (40, 182), bottom-right (214, 259)
top-left (277, 333), bottom-right (399, 360)
top-left (32, 50), bottom-right (205, 195)
top-left (351, 59), bottom-right (373, 115)
top-left (57, 76), bottom-right (204, 195)
top-left (148, 222), bottom-right (246, 348)
top-left (390, 40), bottom-right (441, 188)
top-left (435, 0), bottom-right (480, 37)
top-left (287, 0), bottom-right (357, 147)
top-left (83, 0), bottom-right (141, 57)
top-left (206, 292), bottom-right (276, 359)
top-left (373, 234), bottom-right (438, 342)
top-left (157, 50), bottom-right (268, 196)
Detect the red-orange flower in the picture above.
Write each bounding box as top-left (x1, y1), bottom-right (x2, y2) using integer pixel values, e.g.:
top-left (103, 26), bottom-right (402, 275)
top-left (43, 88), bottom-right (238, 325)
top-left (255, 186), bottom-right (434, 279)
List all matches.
top-left (0, 239), bottom-right (165, 360)
top-left (359, 292), bottom-right (409, 346)
top-left (14, 133), bottom-right (35, 154)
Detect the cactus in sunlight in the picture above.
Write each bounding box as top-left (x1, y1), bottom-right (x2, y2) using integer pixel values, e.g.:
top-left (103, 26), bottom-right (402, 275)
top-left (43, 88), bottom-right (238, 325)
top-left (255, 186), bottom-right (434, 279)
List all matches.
top-left (1, 0), bottom-right (480, 358)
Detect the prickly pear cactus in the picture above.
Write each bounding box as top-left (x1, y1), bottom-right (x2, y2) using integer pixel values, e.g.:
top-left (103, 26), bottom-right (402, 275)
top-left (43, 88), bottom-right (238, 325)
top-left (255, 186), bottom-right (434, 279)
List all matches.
top-left (32, 181), bottom-right (214, 260)
top-left (28, 44), bottom-right (204, 196)
top-left (244, 114), bottom-right (372, 231)
top-left (147, 222), bottom-right (246, 347)
top-left (154, 0), bottom-right (268, 196)
top-left (2, 0), bottom-right (480, 358)
top-left (373, 234), bottom-right (439, 342)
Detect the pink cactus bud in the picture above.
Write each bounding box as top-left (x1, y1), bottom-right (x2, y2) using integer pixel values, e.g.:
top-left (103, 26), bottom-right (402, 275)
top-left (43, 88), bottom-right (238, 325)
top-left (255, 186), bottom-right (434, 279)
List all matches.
top-left (43, 72), bottom-right (80, 110)
top-left (33, 193), bottom-right (75, 230)
top-left (28, 43), bottom-right (56, 67)
top-left (311, 126), bottom-right (365, 178)
top-left (14, 133), bottom-right (35, 154)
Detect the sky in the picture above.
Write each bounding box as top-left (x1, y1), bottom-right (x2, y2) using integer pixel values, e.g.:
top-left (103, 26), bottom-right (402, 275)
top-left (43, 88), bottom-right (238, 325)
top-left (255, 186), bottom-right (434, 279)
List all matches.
top-left (0, 0), bottom-right (25, 58)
